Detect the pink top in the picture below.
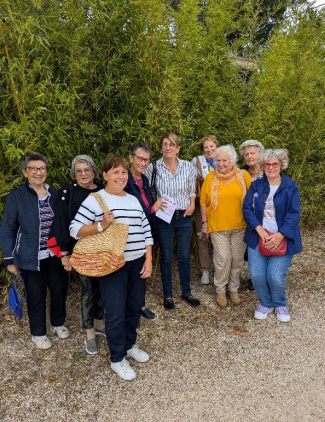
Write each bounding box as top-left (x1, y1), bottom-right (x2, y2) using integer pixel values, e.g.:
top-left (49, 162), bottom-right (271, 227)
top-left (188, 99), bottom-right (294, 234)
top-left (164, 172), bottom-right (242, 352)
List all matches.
top-left (134, 178), bottom-right (155, 214)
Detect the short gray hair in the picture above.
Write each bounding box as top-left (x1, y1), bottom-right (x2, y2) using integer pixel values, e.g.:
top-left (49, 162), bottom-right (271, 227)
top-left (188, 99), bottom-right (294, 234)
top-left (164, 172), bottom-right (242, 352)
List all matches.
top-left (239, 139), bottom-right (265, 156)
top-left (215, 144), bottom-right (237, 164)
top-left (70, 155), bottom-right (98, 180)
top-left (130, 142), bottom-right (151, 157)
top-left (259, 148), bottom-right (289, 171)
top-left (20, 152), bottom-right (48, 170)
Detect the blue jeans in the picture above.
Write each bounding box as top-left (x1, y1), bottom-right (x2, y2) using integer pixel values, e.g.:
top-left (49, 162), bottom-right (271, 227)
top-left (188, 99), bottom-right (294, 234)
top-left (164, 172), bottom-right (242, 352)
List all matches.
top-left (248, 245), bottom-right (293, 308)
top-left (156, 212), bottom-right (192, 298)
top-left (99, 256), bottom-right (146, 363)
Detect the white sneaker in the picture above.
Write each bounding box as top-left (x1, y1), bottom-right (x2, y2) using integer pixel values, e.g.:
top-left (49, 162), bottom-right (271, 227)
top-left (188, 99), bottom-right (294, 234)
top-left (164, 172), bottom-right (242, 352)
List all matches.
top-left (200, 269), bottom-right (209, 285)
top-left (51, 325), bottom-right (70, 339)
top-left (254, 304), bottom-right (274, 320)
top-left (32, 335), bottom-right (52, 350)
top-left (111, 358), bottom-right (136, 381)
top-left (127, 344), bottom-right (149, 363)
top-left (275, 307), bottom-right (291, 323)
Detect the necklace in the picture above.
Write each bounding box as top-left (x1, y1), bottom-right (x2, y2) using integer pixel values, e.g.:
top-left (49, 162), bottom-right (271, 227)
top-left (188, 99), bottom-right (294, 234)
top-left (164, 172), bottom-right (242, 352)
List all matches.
top-left (105, 188), bottom-right (126, 196)
top-left (269, 177), bottom-right (281, 186)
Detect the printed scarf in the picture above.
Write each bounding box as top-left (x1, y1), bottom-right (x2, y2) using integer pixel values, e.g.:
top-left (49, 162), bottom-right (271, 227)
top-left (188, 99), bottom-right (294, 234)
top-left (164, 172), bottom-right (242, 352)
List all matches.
top-left (211, 167), bottom-right (247, 210)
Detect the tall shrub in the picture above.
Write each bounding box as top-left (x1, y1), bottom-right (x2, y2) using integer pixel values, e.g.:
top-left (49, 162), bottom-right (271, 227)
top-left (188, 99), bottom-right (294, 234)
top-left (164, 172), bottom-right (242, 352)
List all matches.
top-left (246, 5), bottom-right (325, 223)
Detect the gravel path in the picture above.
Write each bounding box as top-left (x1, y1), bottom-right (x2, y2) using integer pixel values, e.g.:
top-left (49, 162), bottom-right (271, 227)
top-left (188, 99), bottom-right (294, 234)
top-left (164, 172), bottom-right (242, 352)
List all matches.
top-left (1, 228), bottom-right (325, 422)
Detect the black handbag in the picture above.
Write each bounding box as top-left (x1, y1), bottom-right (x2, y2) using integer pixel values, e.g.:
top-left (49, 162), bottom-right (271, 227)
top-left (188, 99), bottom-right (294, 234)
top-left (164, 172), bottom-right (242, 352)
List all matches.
top-left (8, 272), bottom-right (27, 320)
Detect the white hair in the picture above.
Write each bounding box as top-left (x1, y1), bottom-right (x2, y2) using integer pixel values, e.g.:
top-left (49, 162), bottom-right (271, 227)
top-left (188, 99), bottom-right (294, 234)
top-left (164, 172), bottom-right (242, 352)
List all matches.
top-left (239, 139), bottom-right (265, 156)
top-left (259, 149), bottom-right (289, 171)
top-left (215, 144), bottom-right (237, 164)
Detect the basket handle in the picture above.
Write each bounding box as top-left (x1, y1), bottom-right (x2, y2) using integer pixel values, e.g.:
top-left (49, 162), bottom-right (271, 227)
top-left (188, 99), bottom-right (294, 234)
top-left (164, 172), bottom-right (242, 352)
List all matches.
top-left (90, 192), bottom-right (109, 214)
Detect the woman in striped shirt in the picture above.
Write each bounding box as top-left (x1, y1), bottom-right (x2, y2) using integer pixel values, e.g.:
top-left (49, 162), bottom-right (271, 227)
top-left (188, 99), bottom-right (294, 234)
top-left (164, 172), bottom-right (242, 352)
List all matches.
top-left (145, 133), bottom-right (200, 310)
top-left (70, 155), bottom-right (153, 381)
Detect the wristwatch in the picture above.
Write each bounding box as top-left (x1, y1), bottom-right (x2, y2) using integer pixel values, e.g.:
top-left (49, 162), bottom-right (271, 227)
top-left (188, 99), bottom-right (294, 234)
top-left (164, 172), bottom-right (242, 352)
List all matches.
top-left (97, 222), bottom-right (104, 232)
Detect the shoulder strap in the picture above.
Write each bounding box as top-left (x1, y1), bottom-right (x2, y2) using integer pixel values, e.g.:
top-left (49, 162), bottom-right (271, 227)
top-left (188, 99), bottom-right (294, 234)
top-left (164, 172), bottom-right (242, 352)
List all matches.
top-left (90, 192), bottom-right (109, 214)
top-left (196, 156), bottom-right (203, 177)
top-left (151, 161), bottom-right (157, 188)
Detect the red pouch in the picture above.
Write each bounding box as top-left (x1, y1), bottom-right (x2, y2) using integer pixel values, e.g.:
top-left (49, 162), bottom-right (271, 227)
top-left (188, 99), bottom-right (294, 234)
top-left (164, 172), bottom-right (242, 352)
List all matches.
top-left (258, 230), bottom-right (287, 256)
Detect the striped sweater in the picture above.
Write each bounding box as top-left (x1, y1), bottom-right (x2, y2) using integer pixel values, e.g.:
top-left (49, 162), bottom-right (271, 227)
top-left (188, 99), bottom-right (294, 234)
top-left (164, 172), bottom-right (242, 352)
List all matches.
top-left (69, 190), bottom-right (153, 261)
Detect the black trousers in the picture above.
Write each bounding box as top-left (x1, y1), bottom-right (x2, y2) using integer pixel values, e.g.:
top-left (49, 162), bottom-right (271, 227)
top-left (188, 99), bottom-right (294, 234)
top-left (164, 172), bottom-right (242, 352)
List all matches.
top-left (77, 273), bottom-right (104, 329)
top-left (21, 256), bottom-right (68, 336)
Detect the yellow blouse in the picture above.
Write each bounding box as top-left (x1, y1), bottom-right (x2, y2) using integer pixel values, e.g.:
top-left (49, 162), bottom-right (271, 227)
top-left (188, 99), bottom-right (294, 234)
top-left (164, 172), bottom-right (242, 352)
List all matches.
top-left (200, 170), bottom-right (252, 233)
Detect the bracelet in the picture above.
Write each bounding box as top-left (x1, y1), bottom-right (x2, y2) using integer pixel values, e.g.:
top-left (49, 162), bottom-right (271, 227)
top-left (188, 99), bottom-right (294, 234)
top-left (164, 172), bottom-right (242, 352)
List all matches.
top-left (60, 254), bottom-right (70, 260)
top-left (202, 221), bottom-right (207, 225)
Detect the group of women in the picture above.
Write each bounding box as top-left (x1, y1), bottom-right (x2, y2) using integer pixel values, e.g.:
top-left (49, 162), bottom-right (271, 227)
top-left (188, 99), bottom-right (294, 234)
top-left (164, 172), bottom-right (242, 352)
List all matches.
top-left (0, 133), bottom-right (302, 381)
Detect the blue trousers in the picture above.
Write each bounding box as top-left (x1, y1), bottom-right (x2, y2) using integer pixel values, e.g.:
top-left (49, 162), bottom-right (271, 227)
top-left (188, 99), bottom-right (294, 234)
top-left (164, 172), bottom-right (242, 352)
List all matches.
top-left (248, 245), bottom-right (293, 308)
top-left (156, 212), bottom-right (192, 298)
top-left (99, 256), bottom-right (146, 363)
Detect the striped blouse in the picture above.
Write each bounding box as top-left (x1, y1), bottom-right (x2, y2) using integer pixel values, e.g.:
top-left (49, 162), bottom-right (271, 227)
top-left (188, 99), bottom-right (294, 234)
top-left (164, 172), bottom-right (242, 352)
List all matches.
top-left (144, 158), bottom-right (196, 210)
top-left (69, 190), bottom-right (153, 262)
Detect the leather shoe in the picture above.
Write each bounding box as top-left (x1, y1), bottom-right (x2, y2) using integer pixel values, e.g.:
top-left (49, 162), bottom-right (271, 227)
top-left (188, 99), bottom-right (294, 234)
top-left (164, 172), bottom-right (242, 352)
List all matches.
top-left (141, 308), bottom-right (156, 319)
top-left (163, 297), bottom-right (175, 310)
top-left (182, 294), bottom-right (200, 307)
top-left (246, 279), bottom-right (255, 291)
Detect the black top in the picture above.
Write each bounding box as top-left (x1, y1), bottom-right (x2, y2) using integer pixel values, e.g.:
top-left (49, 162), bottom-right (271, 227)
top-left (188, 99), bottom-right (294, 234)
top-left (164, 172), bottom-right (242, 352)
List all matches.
top-left (52, 182), bottom-right (104, 252)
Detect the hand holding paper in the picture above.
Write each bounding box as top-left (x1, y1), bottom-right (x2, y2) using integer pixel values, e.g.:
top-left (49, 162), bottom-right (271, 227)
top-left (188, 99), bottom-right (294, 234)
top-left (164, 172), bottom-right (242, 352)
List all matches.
top-left (156, 195), bottom-right (177, 224)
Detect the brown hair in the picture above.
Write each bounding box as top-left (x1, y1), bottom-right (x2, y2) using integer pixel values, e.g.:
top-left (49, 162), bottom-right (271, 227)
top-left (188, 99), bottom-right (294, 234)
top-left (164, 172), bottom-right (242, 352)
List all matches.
top-left (200, 135), bottom-right (219, 151)
top-left (159, 132), bottom-right (181, 148)
top-left (102, 155), bottom-right (129, 173)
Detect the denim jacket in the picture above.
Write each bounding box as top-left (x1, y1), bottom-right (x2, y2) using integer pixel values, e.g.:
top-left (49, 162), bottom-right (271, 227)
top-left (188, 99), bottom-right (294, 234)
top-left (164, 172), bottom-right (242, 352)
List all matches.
top-left (243, 174), bottom-right (302, 255)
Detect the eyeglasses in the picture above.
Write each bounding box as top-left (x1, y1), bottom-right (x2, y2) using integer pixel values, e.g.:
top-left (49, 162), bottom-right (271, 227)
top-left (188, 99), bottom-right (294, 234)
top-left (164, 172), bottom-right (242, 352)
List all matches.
top-left (132, 155), bottom-right (150, 164)
top-left (75, 168), bottom-right (92, 175)
top-left (262, 162), bottom-right (280, 169)
top-left (162, 143), bottom-right (177, 149)
top-left (27, 166), bottom-right (47, 174)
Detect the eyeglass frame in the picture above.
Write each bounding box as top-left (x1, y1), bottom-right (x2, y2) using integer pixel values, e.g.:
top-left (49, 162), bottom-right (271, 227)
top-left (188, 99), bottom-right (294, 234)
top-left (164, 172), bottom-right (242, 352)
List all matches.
top-left (26, 166), bottom-right (48, 174)
top-left (132, 154), bottom-right (150, 164)
top-left (262, 162), bottom-right (280, 169)
top-left (161, 142), bottom-right (177, 149)
top-left (75, 167), bottom-right (93, 175)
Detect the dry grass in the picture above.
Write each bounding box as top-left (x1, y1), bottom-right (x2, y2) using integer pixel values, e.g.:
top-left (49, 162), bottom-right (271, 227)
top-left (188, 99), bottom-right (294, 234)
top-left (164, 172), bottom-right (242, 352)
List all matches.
top-left (1, 228), bottom-right (325, 422)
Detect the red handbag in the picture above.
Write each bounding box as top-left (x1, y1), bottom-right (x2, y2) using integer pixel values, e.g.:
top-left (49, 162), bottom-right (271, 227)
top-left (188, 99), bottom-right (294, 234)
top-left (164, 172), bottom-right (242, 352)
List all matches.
top-left (258, 230), bottom-right (287, 256)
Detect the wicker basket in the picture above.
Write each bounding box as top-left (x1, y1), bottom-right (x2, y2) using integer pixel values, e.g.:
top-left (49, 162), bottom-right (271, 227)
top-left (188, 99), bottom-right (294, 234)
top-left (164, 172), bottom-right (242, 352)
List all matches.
top-left (70, 192), bottom-right (129, 277)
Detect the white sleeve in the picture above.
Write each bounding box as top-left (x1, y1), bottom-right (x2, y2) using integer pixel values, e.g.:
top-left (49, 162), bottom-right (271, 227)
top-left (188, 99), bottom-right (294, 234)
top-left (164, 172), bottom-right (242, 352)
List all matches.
top-left (69, 196), bottom-right (103, 239)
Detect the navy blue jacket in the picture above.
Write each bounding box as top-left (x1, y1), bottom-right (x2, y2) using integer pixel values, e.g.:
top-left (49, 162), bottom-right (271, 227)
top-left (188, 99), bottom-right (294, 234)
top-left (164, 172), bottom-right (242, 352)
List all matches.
top-left (0, 182), bottom-right (58, 270)
top-left (243, 174), bottom-right (302, 255)
top-left (125, 171), bottom-right (156, 237)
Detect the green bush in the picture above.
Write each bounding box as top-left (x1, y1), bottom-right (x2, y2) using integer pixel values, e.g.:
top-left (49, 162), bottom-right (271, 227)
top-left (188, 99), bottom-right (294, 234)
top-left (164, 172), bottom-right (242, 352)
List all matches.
top-left (0, 0), bottom-right (324, 225)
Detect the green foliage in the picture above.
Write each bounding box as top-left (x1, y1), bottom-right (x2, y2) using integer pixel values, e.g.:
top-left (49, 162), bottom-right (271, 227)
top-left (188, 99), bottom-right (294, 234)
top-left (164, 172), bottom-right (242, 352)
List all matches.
top-left (0, 0), bottom-right (324, 225)
top-left (246, 5), bottom-right (325, 223)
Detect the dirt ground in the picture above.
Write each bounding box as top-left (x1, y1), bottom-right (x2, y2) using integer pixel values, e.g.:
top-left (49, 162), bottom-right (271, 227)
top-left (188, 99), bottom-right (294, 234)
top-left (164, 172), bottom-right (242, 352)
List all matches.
top-left (1, 228), bottom-right (325, 422)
